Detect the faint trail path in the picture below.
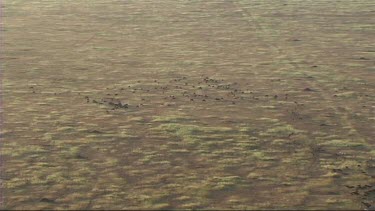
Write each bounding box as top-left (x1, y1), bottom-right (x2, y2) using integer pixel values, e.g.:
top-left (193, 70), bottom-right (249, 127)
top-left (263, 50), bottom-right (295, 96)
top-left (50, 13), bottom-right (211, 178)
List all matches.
top-left (230, 0), bottom-right (373, 162)
top-left (230, 0), bottom-right (370, 144)
top-left (230, 0), bottom-right (374, 208)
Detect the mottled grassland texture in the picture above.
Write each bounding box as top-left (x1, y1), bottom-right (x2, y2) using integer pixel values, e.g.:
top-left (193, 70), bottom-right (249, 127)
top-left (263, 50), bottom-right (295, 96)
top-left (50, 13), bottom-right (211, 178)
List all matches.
top-left (2, 0), bottom-right (374, 210)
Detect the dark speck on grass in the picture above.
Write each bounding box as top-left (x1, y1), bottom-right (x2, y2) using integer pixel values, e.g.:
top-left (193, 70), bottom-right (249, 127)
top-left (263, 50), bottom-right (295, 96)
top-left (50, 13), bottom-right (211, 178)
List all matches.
top-left (345, 185), bottom-right (355, 189)
top-left (40, 198), bottom-right (55, 203)
top-left (304, 87), bottom-right (314, 92)
top-left (89, 129), bottom-right (103, 134)
top-left (76, 154), bottom-right (87, 159)
top-left (359, 57), bottom-right (369, 60)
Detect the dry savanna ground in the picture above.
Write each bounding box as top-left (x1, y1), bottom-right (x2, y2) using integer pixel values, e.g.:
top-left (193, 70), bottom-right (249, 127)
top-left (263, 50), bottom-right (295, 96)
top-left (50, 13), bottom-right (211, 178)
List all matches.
top-left (2, 0), bottom-right (375, 210)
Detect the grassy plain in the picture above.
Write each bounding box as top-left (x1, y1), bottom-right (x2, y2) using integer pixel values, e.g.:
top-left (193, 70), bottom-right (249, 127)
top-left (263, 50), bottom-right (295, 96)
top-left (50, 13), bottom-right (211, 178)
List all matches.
top-left (2, 0), bottom-right (374, 209)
